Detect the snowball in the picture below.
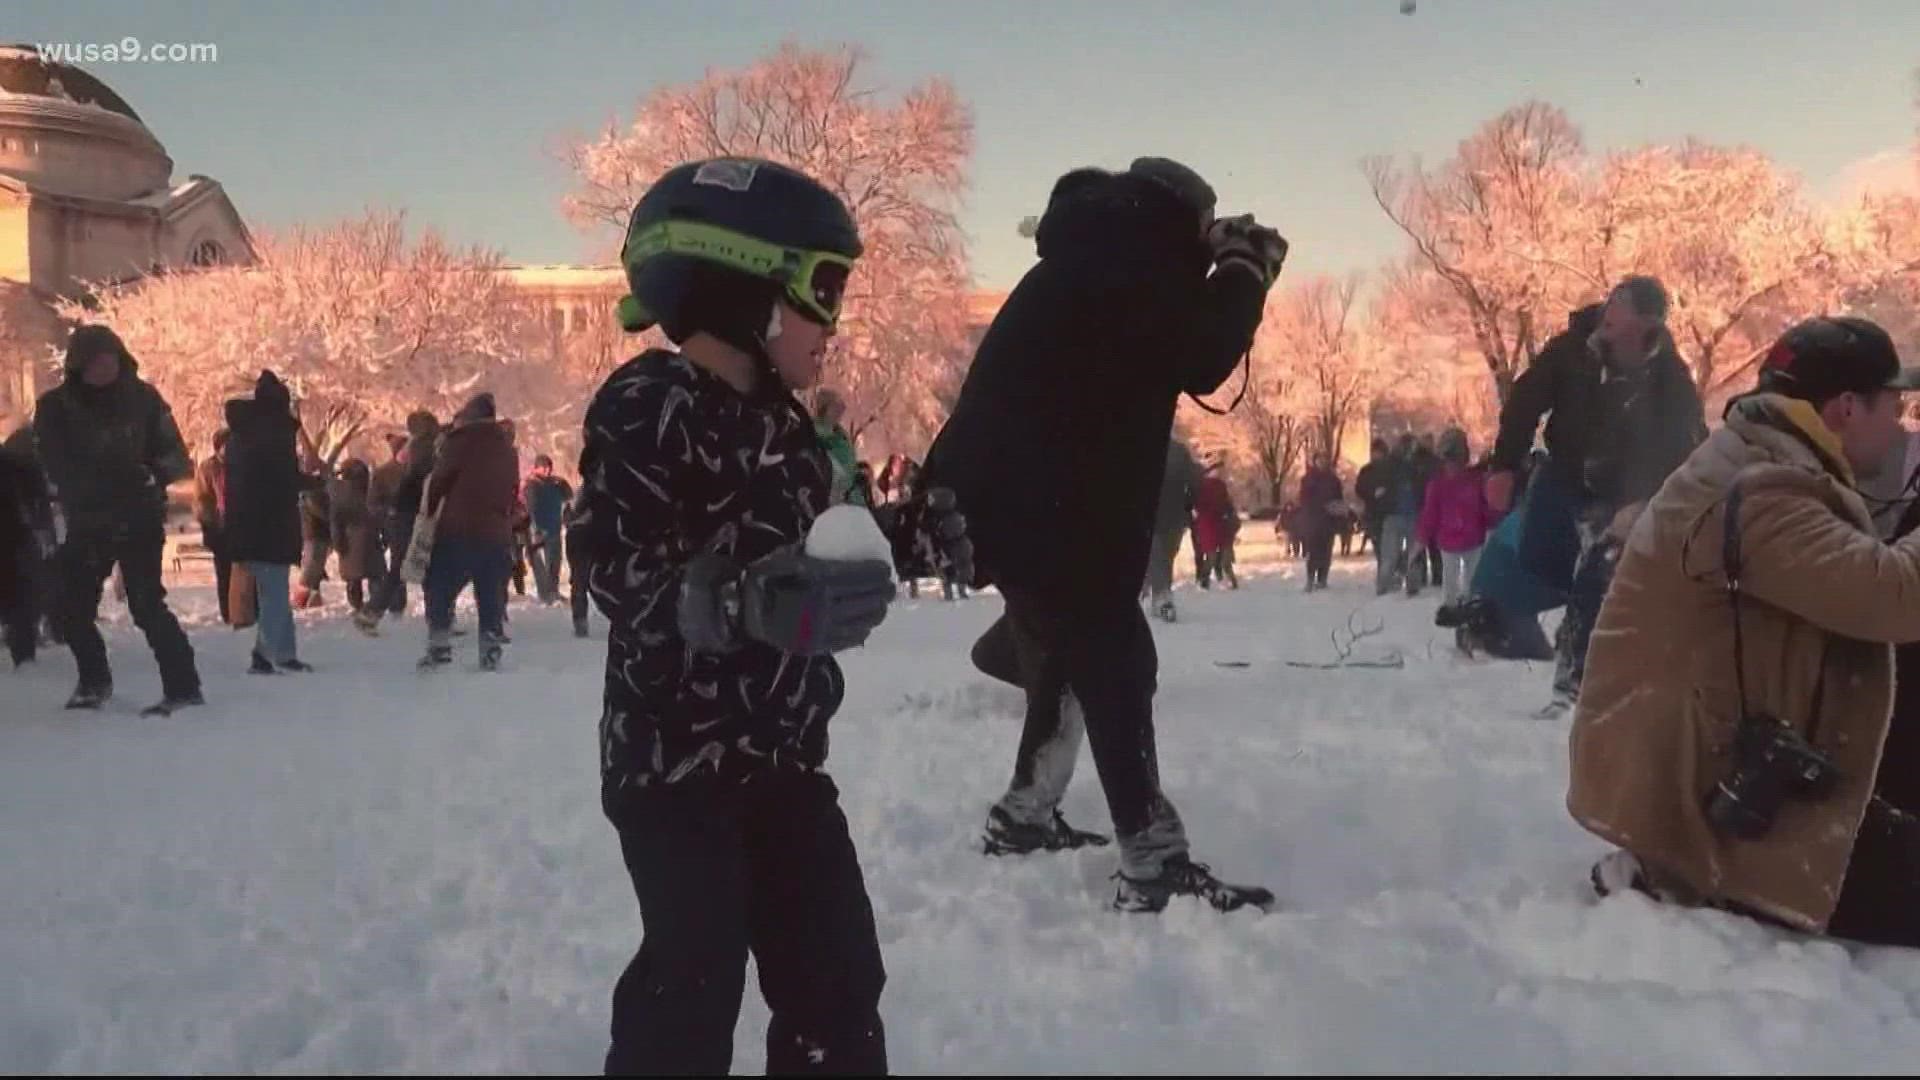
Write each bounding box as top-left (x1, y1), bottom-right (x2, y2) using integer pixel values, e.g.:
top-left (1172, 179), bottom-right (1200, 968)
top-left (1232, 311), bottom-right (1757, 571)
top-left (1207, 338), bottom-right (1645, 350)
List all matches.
top-left (805, 505), bottom-right (897, 582)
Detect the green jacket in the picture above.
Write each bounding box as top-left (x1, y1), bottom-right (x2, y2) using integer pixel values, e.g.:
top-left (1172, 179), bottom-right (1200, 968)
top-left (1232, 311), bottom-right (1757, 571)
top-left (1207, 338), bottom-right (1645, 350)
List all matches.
top-left (816, 421), bottom-right (864, 506)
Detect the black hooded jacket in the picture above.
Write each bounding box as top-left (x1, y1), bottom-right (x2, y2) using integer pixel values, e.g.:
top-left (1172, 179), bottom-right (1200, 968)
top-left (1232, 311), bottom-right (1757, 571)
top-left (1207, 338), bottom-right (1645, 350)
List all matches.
top-left (32, 328), bottom-right (190, 536)
top-left (1491, 304), bottom-right (1707, 506)
top-left (223, 372), bottom-right (317, 566)
top-left (922, 167), bottom-right (1267, 601)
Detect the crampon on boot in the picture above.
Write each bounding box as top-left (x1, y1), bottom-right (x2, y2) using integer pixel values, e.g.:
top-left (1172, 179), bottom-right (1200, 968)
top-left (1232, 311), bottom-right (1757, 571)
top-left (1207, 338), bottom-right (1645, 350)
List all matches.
top-left (1113, 855), bottom-right (1274, 914)
top-left (982, 806), bottom-right (1111, 856)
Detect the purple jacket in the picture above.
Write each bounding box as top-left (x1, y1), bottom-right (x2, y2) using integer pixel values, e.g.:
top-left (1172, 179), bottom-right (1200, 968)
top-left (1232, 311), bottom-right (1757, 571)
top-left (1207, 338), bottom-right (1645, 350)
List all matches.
top-left (1418, 465), bottom-right (1494, 554)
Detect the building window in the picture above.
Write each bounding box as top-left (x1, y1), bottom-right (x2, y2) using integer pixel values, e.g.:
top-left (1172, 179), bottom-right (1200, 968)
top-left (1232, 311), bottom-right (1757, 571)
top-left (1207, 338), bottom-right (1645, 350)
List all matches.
top-left (189, 240), bottom-right (224, 267)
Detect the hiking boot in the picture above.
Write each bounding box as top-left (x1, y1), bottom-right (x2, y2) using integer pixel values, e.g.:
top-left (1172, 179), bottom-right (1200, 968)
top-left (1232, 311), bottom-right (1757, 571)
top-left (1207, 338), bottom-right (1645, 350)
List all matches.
top-left (982, 806), bottom-right (1111, 856)
top-left (1112, 855), bottom-right (1275, 914)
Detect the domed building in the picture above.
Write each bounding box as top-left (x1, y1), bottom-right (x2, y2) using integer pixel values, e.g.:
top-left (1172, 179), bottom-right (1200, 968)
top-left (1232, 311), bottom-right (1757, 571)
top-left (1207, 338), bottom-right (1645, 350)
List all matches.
top-left (0, 44), bottom-right (252, 421)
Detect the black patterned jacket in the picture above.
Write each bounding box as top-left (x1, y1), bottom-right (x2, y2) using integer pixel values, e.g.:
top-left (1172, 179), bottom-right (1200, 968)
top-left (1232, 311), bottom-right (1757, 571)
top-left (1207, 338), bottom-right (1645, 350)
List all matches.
top-left (577, 350), bottom-right (844, 803)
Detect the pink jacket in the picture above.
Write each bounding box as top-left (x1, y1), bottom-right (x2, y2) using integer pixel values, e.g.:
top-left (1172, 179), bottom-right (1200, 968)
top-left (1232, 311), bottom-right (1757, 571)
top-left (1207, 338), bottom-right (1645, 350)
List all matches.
top-left (1418, 465), bottom-right (1494, 554)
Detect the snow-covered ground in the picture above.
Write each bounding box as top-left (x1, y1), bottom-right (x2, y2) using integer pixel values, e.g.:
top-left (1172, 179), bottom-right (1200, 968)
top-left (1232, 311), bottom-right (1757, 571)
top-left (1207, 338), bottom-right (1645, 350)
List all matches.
top-left (8, 539), bottom-right (1920, 1074)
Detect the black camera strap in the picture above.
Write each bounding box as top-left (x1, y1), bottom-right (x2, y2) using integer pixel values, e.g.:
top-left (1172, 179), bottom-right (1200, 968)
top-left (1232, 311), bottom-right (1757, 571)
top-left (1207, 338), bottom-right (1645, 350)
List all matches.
top-left (1722, 480), bottom-right (1753, 723)
top-left (1722, 477), bottom-right (1829, 743)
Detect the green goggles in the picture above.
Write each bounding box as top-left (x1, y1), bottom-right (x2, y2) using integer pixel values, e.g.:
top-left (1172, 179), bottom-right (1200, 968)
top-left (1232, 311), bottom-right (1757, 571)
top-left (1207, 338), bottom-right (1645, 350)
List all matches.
top-left (616, 219), bottom-right (855, 333)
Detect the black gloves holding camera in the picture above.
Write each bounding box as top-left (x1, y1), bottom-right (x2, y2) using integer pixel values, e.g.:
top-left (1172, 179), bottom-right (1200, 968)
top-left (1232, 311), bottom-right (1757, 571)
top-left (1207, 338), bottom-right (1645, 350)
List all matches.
top-left (1208, 214), bottom-right (1288, 288)
top-left (676, 487), bottom-right (975, 657)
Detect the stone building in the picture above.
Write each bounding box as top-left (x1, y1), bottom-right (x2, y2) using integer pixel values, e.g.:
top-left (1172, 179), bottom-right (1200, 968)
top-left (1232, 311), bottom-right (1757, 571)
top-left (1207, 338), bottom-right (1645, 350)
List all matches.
top-left (0, 45), bottom-right (255, 423)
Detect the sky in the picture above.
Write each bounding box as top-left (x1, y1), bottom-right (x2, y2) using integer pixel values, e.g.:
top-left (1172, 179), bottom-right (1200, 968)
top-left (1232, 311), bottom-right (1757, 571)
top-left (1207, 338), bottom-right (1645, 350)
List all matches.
top-left (11, 0), bottom-right (1919, 289)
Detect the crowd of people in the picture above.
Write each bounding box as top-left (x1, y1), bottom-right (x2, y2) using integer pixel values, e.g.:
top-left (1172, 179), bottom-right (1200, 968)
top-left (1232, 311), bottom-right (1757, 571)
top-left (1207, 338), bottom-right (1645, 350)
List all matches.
top-left (0, 331), bottom-right (616, 705)
top-left (9, 147), bottom-right (1920, 1075)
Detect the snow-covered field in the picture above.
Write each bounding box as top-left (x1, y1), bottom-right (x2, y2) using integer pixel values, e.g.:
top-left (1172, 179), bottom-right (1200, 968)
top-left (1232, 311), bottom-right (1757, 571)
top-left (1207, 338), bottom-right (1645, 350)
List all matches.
top-left (8, 539), bottom-right (1920, 1074)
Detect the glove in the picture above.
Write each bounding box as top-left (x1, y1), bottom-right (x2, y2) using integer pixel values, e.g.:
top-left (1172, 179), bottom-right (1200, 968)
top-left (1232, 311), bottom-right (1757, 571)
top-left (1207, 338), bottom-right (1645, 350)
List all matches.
top-left (678, 548), bottom-right (896, 657)
top-left (1208, 214), bottom-right (1288, 287)
top-left (878, 486), bottom-right (975, 586)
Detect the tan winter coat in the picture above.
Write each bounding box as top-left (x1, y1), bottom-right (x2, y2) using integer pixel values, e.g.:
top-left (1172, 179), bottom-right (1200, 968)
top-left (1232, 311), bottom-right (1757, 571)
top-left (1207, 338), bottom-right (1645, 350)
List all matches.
top-left (1569, 394), bottom-right (1920, 932)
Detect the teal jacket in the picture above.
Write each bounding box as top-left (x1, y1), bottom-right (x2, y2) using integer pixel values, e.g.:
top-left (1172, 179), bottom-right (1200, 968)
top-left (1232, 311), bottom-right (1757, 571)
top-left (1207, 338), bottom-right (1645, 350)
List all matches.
top-left (816, 421), bottom-right (864, 506)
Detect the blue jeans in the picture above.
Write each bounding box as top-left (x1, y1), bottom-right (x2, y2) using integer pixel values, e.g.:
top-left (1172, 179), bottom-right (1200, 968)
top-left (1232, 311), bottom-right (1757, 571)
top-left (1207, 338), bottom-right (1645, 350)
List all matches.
top-left (246, 561), bottom-right (297, 663)
top-left (425, 536), bottom-right (511, 645)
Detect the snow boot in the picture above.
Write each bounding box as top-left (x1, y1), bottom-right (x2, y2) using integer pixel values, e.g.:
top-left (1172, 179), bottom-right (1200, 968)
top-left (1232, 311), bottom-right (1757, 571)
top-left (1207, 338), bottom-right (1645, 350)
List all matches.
top-left (1112, 856), bottom-right (1275, 914)
top-left (479, 633), bottom-right (504, 671)
top-left (982, 806), bottom-right (1111, 856)
top-left (278, 658), bottom-right (314, 673)
top-left (65, 682), bottom-right (112, 710)
top-left (141, 690), bottom-right (205, 717)
top-left (351, 609), bottom-right (382, 637)
top-left (249, 651), bottom-right (278, 675)
top-left (418, 643), bottom-right (453, 671)
top-left (1154, 597), bottom-right (1178, 623)
top-left (572, 617), bottom-right (589, 639)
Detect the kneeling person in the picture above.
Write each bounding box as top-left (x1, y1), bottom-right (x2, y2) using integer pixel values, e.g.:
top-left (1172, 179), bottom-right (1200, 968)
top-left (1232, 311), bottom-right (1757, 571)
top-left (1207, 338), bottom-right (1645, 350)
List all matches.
top-left (1570, 316), bottom-right (1920, 947)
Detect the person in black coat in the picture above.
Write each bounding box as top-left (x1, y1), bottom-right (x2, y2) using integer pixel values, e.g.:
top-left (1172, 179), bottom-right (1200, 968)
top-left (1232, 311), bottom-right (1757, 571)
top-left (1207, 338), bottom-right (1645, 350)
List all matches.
top-left (2, 422), bottom-right (57, 666)
top-left (923, 156), bottom-right (1285, 913)
top-left (1486, 277), bottom-right (1706, 712)
top-left (355, 410), bottom-right (439, 632)
top-left (34, 325), bottom-right (201, 711)
top-left (223, 370), bottom-right (323, 673)
top-left (1297, 454), bottom-right (1344, 592)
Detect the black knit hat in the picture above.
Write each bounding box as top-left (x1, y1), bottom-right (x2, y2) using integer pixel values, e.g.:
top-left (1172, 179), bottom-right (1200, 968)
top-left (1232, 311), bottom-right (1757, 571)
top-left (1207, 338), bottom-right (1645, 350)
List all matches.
top-left (1127, 157), bottom-right (1217, 220)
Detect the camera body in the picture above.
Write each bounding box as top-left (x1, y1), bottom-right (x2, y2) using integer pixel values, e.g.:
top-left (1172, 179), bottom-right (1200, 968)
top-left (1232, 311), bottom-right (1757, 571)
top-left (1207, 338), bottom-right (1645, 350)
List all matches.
top-left (1702, 713), bottom-right (1842, 840)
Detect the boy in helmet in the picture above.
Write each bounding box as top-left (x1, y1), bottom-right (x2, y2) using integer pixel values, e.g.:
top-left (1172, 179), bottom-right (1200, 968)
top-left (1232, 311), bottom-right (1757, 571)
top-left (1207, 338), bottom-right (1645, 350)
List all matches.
top-left (578, 157), bottom-right (970, 1075)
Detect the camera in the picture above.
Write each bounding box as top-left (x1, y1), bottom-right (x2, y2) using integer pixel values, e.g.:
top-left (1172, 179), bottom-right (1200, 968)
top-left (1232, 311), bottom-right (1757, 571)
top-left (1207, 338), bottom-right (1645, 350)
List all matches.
top-left (1702, 714), bottom-right (1841, 840)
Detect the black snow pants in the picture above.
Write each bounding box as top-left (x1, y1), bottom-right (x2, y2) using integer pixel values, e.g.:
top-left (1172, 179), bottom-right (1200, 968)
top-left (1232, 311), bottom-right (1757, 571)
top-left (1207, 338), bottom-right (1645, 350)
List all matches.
top-left (972, 585), bottom-right (1187, 877)
top-left (604, 771), bottom-right (887, 1076)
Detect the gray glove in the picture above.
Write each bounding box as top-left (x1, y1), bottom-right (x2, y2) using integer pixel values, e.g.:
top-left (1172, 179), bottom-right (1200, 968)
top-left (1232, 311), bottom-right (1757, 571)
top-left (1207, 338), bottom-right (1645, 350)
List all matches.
top-left (1208, 214), bottom-right (1288, 287)
top-left (679, 548), bottom-right (895, 656)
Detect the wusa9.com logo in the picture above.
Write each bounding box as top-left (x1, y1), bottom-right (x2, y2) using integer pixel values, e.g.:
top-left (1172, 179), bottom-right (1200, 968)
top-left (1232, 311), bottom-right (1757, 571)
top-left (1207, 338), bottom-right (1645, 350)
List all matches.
top-left (37, 39), bottom-right (218, 64)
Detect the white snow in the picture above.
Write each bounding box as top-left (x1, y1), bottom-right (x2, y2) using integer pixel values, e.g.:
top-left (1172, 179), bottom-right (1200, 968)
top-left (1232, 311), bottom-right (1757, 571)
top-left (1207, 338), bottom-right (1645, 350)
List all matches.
top-left (7, 530), bottom-right (1920, 1073)
top-left (806, 504), bottom-right (898, 581)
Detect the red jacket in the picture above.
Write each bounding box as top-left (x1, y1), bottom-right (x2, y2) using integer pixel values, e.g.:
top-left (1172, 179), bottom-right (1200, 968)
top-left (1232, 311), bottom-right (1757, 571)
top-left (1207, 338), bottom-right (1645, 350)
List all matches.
top-left (1417, 464), bottom-right (1494, 554)
top-left (1191, 475), bottom-right (1238, 554)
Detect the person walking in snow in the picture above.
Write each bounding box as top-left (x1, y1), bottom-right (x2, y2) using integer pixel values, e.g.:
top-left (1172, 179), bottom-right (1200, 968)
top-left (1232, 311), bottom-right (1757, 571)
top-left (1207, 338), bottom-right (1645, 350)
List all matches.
top-left (1417, 427), bottom-right (1494, 608)
top-left (2, 421), bottom-right (56, 667)
top-left (367, 432), bottom-right (408, 611)
top-left (418, 394), bottom-right (519, 671)
top-left (1144, 437), bottom-right (1198, 621)
top-left (329, 458), bottom-right (384, 614)
top-left (1354, 438), bottom-right (1392, 574)
top-left (923, 156), bottom-right (1285, 913)
top-left (34, 325), bottom-right (202, 714)
top-left (223, 370), bottom-right (324, 674)
top-left (1297, 453), bottom-right (1344, 592)
top-left (562, 486), bottom-right (591, 638)
top-left (1191, 460), bottom-right (1239, 590)
top-left (579, 157), bottom-right (967, 1074)
top-left (294, 484), bottom-right (332, 609)
top-left (521, 454), bottom-right (573, 605)
top-left (355, 411), bottom-right (440, 633)
top-left (193, 429), bottom-right (234, 626)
